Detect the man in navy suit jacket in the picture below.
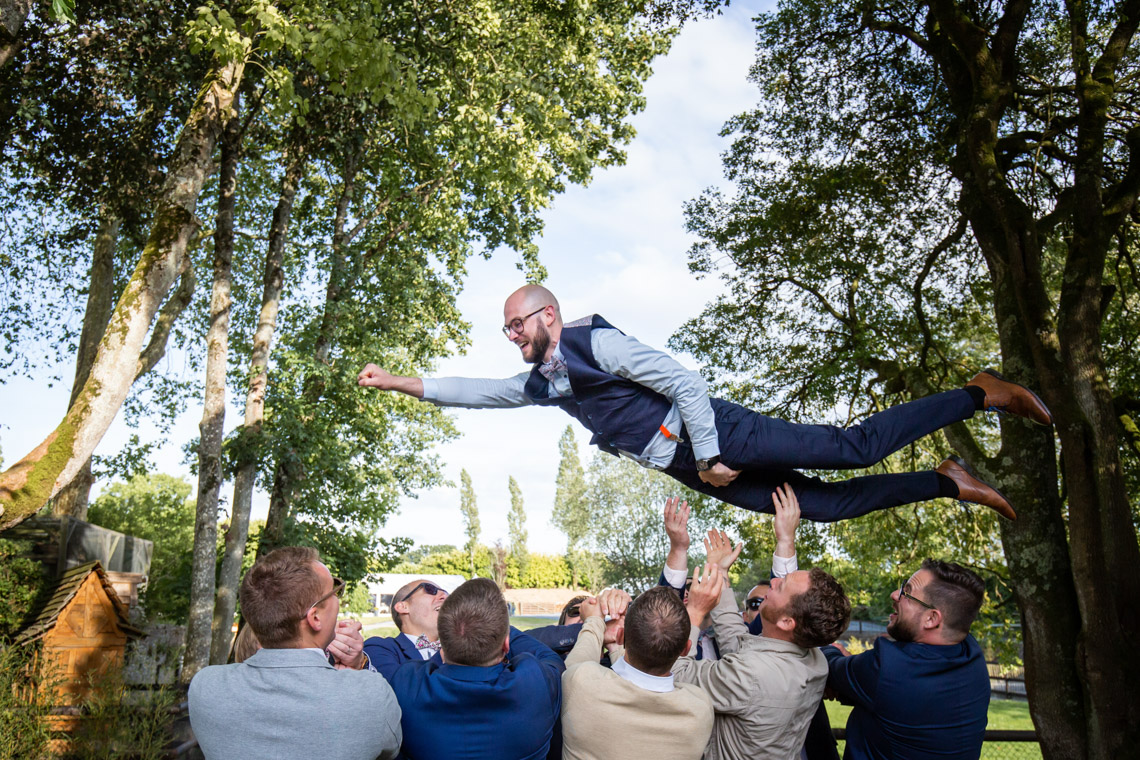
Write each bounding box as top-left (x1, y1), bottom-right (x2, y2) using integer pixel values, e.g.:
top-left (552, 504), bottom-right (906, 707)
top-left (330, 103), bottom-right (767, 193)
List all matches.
top-left (388, 578), bottom-right (563, 760)
top-left (823, 559), bottom-right (990, 760)
top-left (364, 577), bottom-right (581, 681)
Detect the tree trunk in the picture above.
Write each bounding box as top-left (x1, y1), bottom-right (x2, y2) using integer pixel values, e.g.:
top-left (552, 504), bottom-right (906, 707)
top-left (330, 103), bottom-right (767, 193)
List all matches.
top-left (260, 150), bottom-right (360, 551)
top-left (53, 212), bottom-right (120, 520)
top-left (0, 0), bottom-right (31, 69)
top-left (0, 55), bottom-right (246, 532)
top-left (209, 141), bottom-right (306, 653)
top-left (180, 100), bottom-right (239, 670)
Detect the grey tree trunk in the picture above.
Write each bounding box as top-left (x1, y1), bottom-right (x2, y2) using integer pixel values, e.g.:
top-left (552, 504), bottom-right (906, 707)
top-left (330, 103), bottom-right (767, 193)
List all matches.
top-left (53, 212), bottom-right (120, 520)
top-left (0, 55), bottom-right (246, 532)
top-left (208, 142), bottom-right (306, 658)
top-left (187, 103), bottom-right (239, 667)
top-left (0, 0), bottom-right (31, 69)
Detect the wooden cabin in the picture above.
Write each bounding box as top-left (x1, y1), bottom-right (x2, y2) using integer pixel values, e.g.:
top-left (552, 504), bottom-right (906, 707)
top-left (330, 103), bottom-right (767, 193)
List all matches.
top-left (14, 561), bottom-right (145, 710)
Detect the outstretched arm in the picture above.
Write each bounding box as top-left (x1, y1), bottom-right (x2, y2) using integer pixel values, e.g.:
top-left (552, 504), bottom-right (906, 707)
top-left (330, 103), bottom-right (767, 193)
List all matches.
top-left (662, 497), bottom-right (691, 590)
top-left (358, 364), bottom-right (425, 398)
top-left (359, 364), bottom-right (532, 408)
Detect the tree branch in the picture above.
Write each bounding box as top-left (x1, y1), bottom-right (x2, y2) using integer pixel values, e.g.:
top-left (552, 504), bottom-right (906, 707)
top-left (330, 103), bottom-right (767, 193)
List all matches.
top-left (136, 264), bottom-right (196, 379)
top-left (913, 217), bottom-right (967, 367)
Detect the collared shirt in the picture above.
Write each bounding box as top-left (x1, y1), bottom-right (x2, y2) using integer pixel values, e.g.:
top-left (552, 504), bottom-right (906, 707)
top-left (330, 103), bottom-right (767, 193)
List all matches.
top-left (402, 633), bottom-right (436, 660)
top-left (611, 654), bottom-right (675, 693)
top-left (420, 324), bottom-right (721, 464)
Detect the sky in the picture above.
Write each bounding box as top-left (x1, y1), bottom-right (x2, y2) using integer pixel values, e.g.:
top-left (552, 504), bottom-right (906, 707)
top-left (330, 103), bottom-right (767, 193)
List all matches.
top-left (0, 4), bottom-right (768, 556)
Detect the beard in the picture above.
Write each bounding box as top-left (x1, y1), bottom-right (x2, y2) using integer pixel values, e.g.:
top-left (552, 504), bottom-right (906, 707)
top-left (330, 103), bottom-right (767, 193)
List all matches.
top-left (527, 321), bottom-right (552, 365)
top-left (887, 613), bottom-right (917, 642)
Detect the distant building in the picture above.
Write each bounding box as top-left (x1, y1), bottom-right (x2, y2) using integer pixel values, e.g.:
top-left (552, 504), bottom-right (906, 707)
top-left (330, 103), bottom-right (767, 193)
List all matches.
top-left (364, 573), bottom-right (466, 614)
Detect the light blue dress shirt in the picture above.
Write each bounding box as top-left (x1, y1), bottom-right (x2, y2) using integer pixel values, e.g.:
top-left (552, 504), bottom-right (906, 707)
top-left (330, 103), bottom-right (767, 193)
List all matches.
top-left (420, 326), bottom-right (721, 466)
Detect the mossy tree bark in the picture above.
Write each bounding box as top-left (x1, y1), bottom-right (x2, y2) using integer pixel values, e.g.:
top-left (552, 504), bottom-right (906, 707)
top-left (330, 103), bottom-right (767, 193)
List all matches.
top-left (0, 56), bottom-right (246, 532)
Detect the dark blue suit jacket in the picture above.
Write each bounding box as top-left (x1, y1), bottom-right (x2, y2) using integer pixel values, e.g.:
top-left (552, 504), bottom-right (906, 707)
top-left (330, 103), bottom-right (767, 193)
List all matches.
top-left (823, 635), bottom-right (989, 760)
top-left (389, 627), bottom-right (563, 760)
top-left (364, 632), bottom-right (440, 682)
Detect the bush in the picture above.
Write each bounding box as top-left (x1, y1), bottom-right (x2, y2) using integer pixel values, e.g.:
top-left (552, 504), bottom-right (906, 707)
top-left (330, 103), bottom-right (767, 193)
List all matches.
top-left (0, 643), bottom-right (56, 760)
top-left (0, 538), bottom-right (52, 641)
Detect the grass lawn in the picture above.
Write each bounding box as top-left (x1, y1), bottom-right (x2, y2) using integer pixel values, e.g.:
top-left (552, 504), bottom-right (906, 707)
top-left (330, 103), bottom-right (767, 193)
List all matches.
top-left (825, 699), bottom-right (1040, 759)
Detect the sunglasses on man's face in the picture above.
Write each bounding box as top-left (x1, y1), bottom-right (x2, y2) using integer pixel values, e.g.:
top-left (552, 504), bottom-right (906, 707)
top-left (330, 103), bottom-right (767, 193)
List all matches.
top-left (397, 582), bottom-right (444, 605)
top-left (745, 596), bottom-right (765, 611)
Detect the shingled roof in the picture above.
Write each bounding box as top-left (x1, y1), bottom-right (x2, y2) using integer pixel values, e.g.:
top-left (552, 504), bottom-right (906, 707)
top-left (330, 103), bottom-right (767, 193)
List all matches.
top-left (13, 561), bottom-right (144, 646)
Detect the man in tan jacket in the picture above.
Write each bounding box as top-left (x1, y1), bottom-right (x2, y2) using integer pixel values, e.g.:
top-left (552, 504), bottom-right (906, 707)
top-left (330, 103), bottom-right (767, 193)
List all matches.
top-left (673, 487), bottom-right (852, 760)
top-left (561, 586), bottom-right (714, 760)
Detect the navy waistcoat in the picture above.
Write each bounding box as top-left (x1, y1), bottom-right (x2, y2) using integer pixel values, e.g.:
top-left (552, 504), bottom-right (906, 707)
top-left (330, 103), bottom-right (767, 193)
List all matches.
top-left (523, 314), bottom-right (672, 456)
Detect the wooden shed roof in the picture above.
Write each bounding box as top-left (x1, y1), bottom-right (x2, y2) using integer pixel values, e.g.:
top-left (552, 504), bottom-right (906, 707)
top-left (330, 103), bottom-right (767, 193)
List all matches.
top-left (14, 561), bottom-right (145, 645)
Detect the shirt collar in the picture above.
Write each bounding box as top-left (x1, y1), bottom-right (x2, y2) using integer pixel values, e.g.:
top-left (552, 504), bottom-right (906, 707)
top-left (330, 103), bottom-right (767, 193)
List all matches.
top-left (611, 655), bottom-right (674, 693)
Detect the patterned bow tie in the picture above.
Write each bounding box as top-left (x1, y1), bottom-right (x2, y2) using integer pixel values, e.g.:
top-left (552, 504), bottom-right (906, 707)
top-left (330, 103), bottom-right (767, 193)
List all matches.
top-left (538, 356), bottom-right (567, 382)
top-left (415, 635), bottom-right (441, 653)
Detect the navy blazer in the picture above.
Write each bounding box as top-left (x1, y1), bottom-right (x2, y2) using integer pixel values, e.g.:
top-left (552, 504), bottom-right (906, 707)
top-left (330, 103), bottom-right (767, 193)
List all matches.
top-left (824, 635), bottom-right (989, 760)
top-left (389, 627), bottom-right (563, 760)
top-left (364, 632), bottom-right (442, 682)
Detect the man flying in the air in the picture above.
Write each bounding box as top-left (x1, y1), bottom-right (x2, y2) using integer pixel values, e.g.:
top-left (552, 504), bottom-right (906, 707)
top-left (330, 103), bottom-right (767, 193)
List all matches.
top-left (359, 284), bottom-right (1050, 521)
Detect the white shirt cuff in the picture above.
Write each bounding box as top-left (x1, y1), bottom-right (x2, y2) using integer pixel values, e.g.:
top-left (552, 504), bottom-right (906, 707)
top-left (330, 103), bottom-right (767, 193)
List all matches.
top-left (662, 564), bottom-right (688, 589)
top-left (420, 378), bottom-right (439, 401)
top-left (771, 552), bottom-right (797, 578)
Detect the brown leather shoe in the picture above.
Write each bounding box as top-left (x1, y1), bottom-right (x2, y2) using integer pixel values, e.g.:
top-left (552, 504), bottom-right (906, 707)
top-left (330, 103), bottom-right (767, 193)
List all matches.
top-left (966, 369), bottom-right (1053, 426)
top-left (936, 456), bottom-right (1017, 520)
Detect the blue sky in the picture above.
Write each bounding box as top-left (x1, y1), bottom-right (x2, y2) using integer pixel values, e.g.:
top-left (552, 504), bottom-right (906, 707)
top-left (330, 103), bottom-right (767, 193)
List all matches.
top-left (1, 4), bottom-right (767, 555)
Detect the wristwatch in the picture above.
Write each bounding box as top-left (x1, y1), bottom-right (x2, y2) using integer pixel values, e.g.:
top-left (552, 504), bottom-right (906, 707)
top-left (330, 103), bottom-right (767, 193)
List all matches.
top-left (695, 455), bottom-right (721, 472)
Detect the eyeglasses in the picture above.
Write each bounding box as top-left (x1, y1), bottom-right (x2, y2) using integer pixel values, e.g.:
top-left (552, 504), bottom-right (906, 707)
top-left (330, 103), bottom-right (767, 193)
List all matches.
top-left (898, 579), bottom-right (936, 610)
top-left (299, 576), bottom-right (344, 619)
top-left (397, 582), bottom-right (444, 606)
top-left (501, 306), bottom-right (548, 337)
top-left (745, 596), bottom-right (765, 611)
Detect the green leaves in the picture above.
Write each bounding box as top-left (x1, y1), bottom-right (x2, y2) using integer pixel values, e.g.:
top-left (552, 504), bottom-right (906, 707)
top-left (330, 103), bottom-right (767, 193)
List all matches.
top-left (50, 0), bottom-right (77, 25)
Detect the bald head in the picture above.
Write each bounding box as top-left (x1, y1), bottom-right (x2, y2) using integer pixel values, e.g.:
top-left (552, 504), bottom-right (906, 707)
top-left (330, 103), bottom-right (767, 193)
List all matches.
top-left (503, 284), bottom-right (562, 364)
top-left (505, 284), bottom-right (560, 317)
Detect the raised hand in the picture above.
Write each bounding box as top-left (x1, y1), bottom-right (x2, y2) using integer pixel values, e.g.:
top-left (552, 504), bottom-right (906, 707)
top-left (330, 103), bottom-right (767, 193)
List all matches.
top-left (773, 483), bottom-right (801, 558)
top-left (328, 619), bottom-right (367, 670)
top-left (686, 563), bottom-right (725, 625)
top-left (664, 497), bottom-right (691, 552)
top-left (703, 529), bottom-right (744, 571)
top-left (357, 363), bottom-right (394, 388)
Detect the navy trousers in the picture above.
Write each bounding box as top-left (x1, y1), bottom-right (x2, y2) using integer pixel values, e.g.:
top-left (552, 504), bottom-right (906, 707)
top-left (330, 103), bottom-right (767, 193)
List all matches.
top-left (663, 389), bottom-right (976, 522)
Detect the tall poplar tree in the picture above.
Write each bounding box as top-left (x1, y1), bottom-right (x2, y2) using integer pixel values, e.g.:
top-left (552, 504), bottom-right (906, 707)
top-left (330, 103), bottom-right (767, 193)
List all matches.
top-left (459, 469), bottom-right (480, 577)
top-left (552, 426), bottom-right (591, 588)
top-left (507, 476), bottom-right (528, 578)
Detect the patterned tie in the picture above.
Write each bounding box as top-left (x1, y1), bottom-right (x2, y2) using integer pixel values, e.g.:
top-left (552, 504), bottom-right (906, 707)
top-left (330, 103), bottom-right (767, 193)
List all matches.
top-left (415, 634), bottom-right (441, 653)
top-left (538, 356), bottom-right (567, 382)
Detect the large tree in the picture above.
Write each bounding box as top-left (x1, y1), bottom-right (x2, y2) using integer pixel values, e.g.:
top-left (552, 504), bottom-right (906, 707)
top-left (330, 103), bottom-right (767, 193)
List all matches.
top-left (676, 1), bottom-right (1140, 756)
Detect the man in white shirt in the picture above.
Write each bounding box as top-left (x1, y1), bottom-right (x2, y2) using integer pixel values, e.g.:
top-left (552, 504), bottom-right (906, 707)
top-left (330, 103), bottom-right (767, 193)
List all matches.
top-left (561, 586), bottom-right (714, 760)
top-left (360, 284), bottom-right (1041, 522)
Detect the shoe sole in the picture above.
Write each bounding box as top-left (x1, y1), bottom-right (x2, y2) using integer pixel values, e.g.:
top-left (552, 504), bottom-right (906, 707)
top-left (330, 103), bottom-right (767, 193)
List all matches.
top-left (982, 369), bottom-right (1053, 426)
top-left (949, 455), bottom-right (1015, 518)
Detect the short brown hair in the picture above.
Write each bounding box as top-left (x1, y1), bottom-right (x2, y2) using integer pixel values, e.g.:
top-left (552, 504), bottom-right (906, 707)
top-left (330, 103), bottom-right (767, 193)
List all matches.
top-left (437, 578), bottom-right (509, 666)
top-left (921, 559), bottom-right (985, 635)
top-left (624, 586), bottom-right (690, 674)
top-left (239, 546), bottom-right (323, 648)
top-left (785, 568), bottom-right (851, 649)
top-left (558, 595), bottom-right (590, 625)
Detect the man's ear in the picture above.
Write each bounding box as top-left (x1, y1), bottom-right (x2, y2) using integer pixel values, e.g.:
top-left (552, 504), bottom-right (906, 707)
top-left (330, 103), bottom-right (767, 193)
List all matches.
top-left (775, 614), bottom-right (797, 636)
top-left (680, 639), bottom-right (692, 657)
top-left (922, 609), bottom-right (942, 631)
top-left (501, 632), bottom-right (511, 655)
top-left (304, 605), bottom-right (326, 635)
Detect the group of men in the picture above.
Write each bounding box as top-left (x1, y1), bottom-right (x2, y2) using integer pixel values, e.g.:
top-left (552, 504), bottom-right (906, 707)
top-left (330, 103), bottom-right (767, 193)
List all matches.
top-left (188, 284), bottom-right (1017, 757)
top-left (188, 486), bottom-right (992, 760)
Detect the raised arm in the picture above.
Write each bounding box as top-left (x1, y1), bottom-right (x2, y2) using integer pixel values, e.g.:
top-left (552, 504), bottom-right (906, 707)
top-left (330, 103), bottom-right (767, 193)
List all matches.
top-left (671, 564), bottom-right (752, 716)
top-left (702, 529), bottom-right (749, 654)
top-left (358, 364), bottom-right (532, 408)
top-left (358, 364), bottom-right (425, 398)
top-left (772, 483), bottom-right (800, 578)
top-left (660, 497), bottom-right (691, 593)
